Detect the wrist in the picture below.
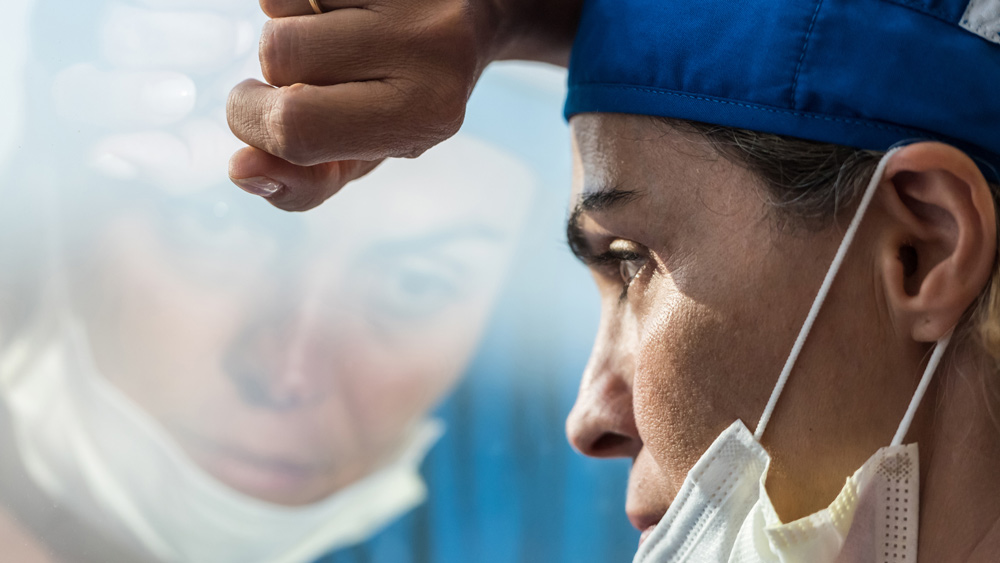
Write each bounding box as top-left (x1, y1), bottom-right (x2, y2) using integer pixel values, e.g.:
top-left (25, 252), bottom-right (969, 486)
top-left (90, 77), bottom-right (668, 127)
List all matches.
top-left (485, 0), bottom-right (583, 67)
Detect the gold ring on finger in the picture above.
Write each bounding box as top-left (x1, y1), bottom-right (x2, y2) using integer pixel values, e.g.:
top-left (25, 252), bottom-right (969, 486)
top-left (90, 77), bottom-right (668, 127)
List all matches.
top-left (308, 0), bottom-right (325, 14)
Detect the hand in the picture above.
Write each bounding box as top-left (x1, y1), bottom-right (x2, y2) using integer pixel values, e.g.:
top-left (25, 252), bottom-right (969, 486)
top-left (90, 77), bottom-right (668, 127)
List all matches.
top-left (227, 0), bottom-right (582, 211)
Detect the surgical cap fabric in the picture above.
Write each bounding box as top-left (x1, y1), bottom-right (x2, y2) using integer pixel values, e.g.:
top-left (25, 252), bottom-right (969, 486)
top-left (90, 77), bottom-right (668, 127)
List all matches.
top-left (564, 0), bottom-right (1000, 180)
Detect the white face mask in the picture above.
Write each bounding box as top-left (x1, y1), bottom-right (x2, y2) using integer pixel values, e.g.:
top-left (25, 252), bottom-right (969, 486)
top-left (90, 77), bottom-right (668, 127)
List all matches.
top-left (0, 319), bottom-right (442, 563)
top-left (634, 148), bottom-right (947, 563)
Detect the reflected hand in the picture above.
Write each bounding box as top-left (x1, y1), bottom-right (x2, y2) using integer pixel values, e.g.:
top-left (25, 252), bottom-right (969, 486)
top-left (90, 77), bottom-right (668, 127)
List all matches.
top-left (51, 1), bottom-right (261, 194)
top-left (227, 0), bottom-right (582, 212)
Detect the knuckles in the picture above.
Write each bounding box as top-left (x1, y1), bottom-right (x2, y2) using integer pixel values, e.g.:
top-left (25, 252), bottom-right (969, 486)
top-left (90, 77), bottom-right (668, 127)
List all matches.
top-left (266, 84), bottom-right (328, 166)
top-left (237, 0), bottom-right (482, 185)
top-left (380, 77), bottom-right (467, 158)
top-left (259, 19), bottom-right (297, 87)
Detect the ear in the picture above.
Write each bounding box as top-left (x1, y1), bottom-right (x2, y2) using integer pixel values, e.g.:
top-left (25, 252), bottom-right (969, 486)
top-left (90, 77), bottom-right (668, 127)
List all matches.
top-left (877, 142), bottom-right (997, 343)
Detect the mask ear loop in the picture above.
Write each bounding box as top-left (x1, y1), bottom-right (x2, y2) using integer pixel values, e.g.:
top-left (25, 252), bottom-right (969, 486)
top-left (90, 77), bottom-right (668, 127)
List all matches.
top-left (890, 332), bottom-right (951, 446)
top-left (754, 149), bottom-right (900, 441)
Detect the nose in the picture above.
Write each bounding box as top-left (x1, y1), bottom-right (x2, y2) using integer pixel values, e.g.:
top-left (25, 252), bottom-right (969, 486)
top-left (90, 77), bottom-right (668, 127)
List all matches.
top-left (226, 312), bottom-right (345, 411)
top-left (566, 317), bottom-right (641, 459)
top-left (225, 264), bottom-right (345, 410)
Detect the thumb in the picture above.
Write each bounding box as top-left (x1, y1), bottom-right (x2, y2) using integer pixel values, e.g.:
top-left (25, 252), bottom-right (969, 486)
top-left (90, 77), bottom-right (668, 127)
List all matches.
top-left (229, 146), bottom-right (382, 211)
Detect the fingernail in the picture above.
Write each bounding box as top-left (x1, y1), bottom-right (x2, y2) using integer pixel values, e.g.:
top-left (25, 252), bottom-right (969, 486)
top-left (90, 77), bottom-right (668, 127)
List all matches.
top-left (233, 176), bottom-right (284, 197)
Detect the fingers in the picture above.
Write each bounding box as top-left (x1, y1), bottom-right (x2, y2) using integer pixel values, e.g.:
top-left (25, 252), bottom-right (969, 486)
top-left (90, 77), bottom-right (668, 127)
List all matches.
top-left (259, 9), bottom-right (392, 87)
top-left (101, 4), bottom-right (257, 73)
top-left (227, 0), bottom-right (484, 211)
top-left (229, 146), bottom-right (382, 211)
top-left (259, 0), bottom-right (374, 18)
top-left (227, 79), bottom-right (465, 165)
top-left (52, 64), bottom-right (196, 128)
top-left (90, 120), bottom-right (244, 194)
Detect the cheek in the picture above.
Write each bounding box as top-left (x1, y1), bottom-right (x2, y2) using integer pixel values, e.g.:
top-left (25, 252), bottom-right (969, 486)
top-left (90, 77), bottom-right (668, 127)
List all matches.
top-left (630, 276), bottom-right (779, 491)
top-left (337, 291), bottom-right (494, 443)
top-left (631, 291), bottom-right (726, 488)
top-left (79, 219), bottom-right (262, 415)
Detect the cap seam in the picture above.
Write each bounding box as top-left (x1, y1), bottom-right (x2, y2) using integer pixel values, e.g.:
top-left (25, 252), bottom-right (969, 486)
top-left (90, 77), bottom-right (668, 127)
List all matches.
top-left (790, 0), bottom-right (825, 109)
top-left (567, 82), bottom-right (927, 136)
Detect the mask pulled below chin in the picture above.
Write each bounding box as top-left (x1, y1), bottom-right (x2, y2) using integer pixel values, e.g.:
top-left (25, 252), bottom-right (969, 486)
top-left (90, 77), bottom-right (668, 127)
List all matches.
top-left (1, 319), bottom-right (443, 563)
top-left (634, 420), bottom-right (919, 563)
top-left (635, 148), bottom-right (930, 563)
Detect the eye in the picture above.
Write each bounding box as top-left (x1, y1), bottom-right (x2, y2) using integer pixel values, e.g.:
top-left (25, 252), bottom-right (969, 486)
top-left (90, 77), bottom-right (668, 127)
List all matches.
top-left (167, 200), bottom-right (251, 251)
top-left (375, 258), bottom-right (462, 319)
top-left (608, 239), bottom-right (647, 291)
top-left (619, 257), bottom-right (643, 286)
top-left (360, 253), bottom-right (469, 324)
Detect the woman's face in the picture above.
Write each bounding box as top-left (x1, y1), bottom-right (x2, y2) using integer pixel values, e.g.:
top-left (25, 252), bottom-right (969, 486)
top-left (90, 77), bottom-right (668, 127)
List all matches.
top-left (564, 114), bottom-right (922, 541)
top-left (70, 136), bottom-right (534, 506)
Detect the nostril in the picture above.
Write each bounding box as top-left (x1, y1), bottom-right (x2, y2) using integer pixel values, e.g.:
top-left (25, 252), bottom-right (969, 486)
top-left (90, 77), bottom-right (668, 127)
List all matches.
top-left (590, 432), bottom-right (631, 454)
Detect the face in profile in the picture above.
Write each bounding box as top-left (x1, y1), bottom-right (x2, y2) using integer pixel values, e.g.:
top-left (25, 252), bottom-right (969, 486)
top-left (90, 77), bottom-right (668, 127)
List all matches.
top-left (66, 135), bottom-right (535, 506)
top-left (564, 113), bottom-right (951, 540)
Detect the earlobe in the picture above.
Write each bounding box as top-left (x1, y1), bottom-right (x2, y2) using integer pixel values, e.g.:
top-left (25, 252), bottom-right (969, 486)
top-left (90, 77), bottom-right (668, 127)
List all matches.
top-left (877, 142), bottom-right (997, 343)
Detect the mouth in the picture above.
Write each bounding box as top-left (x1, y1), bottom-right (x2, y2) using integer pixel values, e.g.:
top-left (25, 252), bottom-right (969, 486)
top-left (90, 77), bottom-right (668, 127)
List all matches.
top-left (171, 428), bottom-right (328, 505)
top-left (195, 446), bottom-right (318, 496)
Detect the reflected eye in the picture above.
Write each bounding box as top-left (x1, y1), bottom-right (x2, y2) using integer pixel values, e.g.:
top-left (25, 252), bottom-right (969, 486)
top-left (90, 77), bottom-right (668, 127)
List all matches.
top-left (152, 196), bottom-right (290, 282)
top-left (360, 253), bottom-right (469, 323)
top-left (165, 200), bottom-right (252, 251)
top-left (376, 259), bottom-right (462, 319)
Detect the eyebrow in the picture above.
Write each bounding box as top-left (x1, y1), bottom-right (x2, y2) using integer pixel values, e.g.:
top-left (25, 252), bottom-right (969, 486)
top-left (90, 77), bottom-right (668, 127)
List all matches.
top-left (373, 225), bottom-right (505, 253)
top-left (566, 187), bottom-right (645, 264)
top-left (361, 224), bottom-right (506, 269)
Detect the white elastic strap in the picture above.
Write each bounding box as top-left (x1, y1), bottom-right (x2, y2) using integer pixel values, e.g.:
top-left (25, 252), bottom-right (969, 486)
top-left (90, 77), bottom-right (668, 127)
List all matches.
top-left (890, 332), bottom-right (952, 446)
top-left (754, 149), bottom-right (899, 440)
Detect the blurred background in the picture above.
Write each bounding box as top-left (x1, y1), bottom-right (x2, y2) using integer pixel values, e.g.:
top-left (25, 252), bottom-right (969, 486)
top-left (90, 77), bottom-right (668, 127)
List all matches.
top-left (0, 1), bottom-right (637, 562)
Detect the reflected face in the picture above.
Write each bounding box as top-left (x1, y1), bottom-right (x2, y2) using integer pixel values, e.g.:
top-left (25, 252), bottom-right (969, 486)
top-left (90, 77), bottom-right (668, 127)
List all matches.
top-left (564, 114), bottom-right (910, 543)
top-left (71, 136), bottom-right (534, 505)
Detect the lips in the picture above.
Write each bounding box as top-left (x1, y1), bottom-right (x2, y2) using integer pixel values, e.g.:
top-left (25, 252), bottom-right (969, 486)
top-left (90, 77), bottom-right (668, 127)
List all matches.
top-left (625, 448), bottom-right (675, 548)
top-left (192, 443), bottom-right (319, 496)
top-left (170, 426), bottom-right (330, 505)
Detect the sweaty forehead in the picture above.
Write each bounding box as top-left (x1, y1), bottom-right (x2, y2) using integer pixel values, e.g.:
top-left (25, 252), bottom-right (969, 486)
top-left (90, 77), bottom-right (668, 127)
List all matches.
top-left (570, 113), bottom-right (720, 201)
top-left (568, 114), bottom-right (773, 257)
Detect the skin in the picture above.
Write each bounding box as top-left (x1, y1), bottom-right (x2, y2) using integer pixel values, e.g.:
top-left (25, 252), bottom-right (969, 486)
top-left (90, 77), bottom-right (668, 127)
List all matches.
top-left (68, 136), bottom-right (533, 506)
top-left (563, 113), bottom-right (1000, 561)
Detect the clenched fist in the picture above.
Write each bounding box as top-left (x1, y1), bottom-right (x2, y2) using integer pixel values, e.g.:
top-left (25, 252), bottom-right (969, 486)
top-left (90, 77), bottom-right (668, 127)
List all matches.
top-left (227, 0), bottom-right (581, 211)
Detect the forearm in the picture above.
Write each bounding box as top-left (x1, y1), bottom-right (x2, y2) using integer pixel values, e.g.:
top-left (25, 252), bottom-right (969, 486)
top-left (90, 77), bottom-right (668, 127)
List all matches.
top-left (492, 0), bottom-right (583, 66)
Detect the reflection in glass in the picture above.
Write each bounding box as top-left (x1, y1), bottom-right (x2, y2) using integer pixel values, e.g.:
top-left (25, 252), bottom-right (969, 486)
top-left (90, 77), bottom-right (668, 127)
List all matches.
top-left (0, 1), bottom-right (636, 562)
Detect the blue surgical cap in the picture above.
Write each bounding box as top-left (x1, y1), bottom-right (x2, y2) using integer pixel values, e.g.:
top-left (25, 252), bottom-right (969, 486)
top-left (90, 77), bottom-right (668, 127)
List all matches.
top-left (565, 0), bottom-right (1000, 181)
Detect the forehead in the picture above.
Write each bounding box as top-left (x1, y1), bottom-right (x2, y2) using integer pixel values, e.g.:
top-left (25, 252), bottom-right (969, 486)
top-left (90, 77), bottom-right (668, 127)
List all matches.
top-left (567, 113), bottom-right (774, 258)
top-left (570, 114), bottom-right (720, 199)
top-left (569, 114), bottom-right (748, 212)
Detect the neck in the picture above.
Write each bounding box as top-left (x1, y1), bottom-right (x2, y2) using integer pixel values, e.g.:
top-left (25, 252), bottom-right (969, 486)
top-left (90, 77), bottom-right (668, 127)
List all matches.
top-left (918, 344), bottom-right (1000, 562)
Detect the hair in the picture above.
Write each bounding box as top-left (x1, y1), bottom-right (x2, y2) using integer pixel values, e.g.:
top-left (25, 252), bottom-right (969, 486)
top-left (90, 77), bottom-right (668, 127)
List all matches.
top-left (664, 118), bottom-right (1000, 367)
